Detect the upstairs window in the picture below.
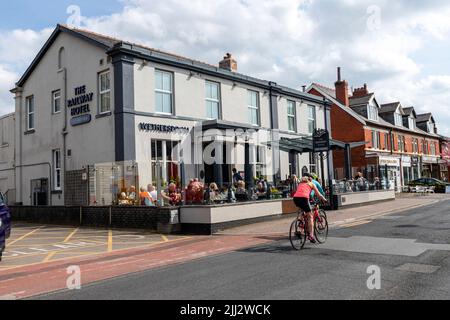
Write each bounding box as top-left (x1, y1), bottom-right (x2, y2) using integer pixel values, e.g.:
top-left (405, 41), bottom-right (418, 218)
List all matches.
top-left (205, 81), bottom-right (220, 119)
top-left (26, 96), bottom-right (35, 131)
top-left (155, 70), bottom-right (173, 114)
top-left (307, 105), bottom-right (316, 134)
top-left (430, 142), bottom-right (436, 155)
top-left (99, 71), bottom-right (111, 113)
top-left (367, 104), bottom-right (378, 121)
top-left (394, 112), bottom-right (403, 126)
top-left (247, 90), bottom-right (260, 126)
top-left (371, 130), bottom-right (380, 149)
top-left (53, 90), bottom-right (61, 114)
top-left (408, 117), bottom-right (415, 129)
top-left (384, 133), bottom-right (389, 150)
top-left (427, 122), bottom-right (435, 133)
top-left (287, 100), bottom-right (296, 132)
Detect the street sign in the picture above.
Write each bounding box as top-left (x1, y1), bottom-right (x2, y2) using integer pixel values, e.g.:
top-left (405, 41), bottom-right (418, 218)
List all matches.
top-left (313, 129), bottom-right (330, 153)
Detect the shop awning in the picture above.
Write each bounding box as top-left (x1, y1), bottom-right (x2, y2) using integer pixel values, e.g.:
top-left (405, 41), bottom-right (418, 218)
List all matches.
top-left (262, 136), bottom-right (367, 154)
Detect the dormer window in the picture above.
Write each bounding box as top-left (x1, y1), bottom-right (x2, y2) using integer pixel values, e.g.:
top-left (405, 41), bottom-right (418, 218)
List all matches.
top-left (394, 112), bottom-right (403, 126)
top-left (427, 122), bottom-right (434, 133)
top-left (367, 104), bottom-right (378, 121)
top-left (408, 117), bottom-right (415, 130)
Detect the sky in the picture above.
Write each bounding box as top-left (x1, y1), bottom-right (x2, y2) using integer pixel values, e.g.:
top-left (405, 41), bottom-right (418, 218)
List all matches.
top-left (1, 0), bottom-right (450, 136)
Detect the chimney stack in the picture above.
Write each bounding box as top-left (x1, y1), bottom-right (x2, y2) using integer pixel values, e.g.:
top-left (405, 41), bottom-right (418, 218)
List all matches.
top-left (352, 84), bottom-right (370, 98)
top-left (219, 53), bottom-right (237, 72)
top-left (335, 67), bottom-right (349, 106)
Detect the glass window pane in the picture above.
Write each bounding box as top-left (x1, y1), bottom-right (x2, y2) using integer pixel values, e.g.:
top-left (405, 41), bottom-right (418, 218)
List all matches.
top-left (155, 71), bottom-right (163, 90)
top-left (155, 92), bottom-right (163, 112)
top-left (163, 73), bottom-right (172, 92)
top-left (163, 93), bottom-right (172, 113)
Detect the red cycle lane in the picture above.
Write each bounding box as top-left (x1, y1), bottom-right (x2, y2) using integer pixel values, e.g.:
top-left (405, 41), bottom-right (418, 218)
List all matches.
top-left (0, 234), bottom-right (282, 299)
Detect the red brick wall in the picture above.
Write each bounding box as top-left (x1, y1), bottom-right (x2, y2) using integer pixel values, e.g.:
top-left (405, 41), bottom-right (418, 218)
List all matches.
top-left (309, 88), bottom-right (366, 170)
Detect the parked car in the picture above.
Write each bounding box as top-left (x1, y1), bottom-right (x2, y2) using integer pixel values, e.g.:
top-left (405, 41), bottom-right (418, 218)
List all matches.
top-left (0, 192), bottom-right (11, 261)
top-left (408, 178), bottom-right (450, 193)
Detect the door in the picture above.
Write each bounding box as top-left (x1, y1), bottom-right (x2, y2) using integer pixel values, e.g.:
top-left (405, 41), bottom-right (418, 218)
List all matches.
top-left (31, 179), bottom-right (49, 206)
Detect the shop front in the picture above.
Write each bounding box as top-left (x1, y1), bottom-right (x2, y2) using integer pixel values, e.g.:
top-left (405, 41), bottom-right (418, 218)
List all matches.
top-left (378, 155), bottom-right (401, 191)
top-left (421, 156), bottom-right (440, 179)
top-left (401, 155), bottom-right (420, 186)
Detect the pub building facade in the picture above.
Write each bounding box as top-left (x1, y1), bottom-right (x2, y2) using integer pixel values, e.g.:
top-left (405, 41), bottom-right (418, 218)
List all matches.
top-left (308, 68), bottom-right (441, 192)
top-left (6, 24), bottom-right (331, 206)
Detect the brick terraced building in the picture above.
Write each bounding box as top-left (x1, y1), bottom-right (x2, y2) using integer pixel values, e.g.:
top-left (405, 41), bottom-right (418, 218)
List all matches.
top-left (308, 68), bottom-right (442, 191)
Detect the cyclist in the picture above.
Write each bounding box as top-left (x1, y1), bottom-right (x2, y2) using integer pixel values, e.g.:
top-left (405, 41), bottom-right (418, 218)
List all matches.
top-left (293, 176), bottom-right (327, 243)
top-left (307, 173), bottom-right (326, 201)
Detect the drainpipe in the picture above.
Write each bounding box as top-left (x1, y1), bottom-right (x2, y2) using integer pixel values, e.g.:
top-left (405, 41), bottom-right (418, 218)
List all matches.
top-left (60, 68), bottom-right (68, 205)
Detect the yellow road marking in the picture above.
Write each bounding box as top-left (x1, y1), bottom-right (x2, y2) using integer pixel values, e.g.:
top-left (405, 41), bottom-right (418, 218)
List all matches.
top-left (340, 220), bottom-right (372, 228)
top-left (7, 227), bottom-right (43, 246)
top-left (63, 228), bottom-right (79, 243)
top-left (161, 235), bottom-right (169, 242)
top-left (42, 252), bottom-right (57, 262)
top-left (108, 230), bottom-right (113, 252)
top-left (1, 236), bottom-right (192, 270)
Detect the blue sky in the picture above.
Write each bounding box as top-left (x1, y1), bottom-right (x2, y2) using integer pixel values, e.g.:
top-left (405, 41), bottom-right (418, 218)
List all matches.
top-left (0, 0), bottom-right (124, 30)
top-left (0, 0), bottom-right (449, 136)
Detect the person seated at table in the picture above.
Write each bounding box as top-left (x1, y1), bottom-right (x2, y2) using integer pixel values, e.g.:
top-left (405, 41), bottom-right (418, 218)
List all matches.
top-left (139, 187), bottom-right (155, 207)
top-left (118, 192), bottom-right (129, 206)
top-left (235, 181), bottom-right (249, 202)
top-left (256, 182), bottom-right (267, 200)
top-left (208, 183), bottom-right (221, 202)
top-left (161, 183), bottom-right (182, 206)
top-left (128, 186), bottom-right (137, 202)
top-left (147, 184), bottom-right (158, 203)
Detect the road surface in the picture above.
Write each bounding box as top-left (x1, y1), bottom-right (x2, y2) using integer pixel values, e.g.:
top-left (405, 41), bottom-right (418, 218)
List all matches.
top-left (36, 198), bottom-right (450, 300)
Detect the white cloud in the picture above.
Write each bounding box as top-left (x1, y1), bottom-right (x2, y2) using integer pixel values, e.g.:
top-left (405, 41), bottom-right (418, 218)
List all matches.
top-left (1, 0), bottom-right (450, 136)
top-left (0, 65), bottom-right (18, 114)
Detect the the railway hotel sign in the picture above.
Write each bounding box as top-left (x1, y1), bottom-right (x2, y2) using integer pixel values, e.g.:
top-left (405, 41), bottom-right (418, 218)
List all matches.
top-left (68, 85), bottom-right (93, 126)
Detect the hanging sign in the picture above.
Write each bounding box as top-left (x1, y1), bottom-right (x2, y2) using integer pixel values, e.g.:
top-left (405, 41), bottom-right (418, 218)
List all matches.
top-left (313, 129), bottom-right (330, 153)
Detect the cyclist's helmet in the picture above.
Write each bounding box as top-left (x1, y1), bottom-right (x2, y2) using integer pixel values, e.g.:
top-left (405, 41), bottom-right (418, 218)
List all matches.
top-left (308, 173), bottom-right (319, 181)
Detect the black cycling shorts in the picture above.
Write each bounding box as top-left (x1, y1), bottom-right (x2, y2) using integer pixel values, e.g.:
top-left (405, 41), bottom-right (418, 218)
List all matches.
top-left (294, 197), bottom-right (312, 213)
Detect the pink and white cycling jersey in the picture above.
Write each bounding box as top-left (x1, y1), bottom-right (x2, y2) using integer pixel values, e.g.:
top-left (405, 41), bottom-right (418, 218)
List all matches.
top-left (293, 182), bottom-right (314, 199)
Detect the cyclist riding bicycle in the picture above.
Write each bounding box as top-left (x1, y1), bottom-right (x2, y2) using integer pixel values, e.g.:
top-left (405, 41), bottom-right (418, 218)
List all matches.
top-left (293, 176), bottom-right (327, 244)
top-left (307, 173), bottom-right (326, 203)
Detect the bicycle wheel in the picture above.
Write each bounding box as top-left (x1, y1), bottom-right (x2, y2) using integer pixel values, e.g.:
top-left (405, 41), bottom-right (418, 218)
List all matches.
top-left (289, 218), bottom-right (306, 250)
top-left (314, 210), bottom-right (329, 244)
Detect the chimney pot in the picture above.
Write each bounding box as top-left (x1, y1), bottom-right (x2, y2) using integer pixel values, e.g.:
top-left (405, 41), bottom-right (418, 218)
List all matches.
top-left (219, 53), bottom-right (237, 72)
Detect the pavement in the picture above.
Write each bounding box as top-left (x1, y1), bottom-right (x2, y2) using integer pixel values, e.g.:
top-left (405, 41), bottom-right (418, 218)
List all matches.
top-left (37, 195), bottom-right (450, 300)
top-left (0, 193), bottom-right (447, 300)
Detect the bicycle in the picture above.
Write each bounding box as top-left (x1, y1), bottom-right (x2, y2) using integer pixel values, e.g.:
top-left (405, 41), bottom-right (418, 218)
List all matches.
top-left (289, 200), bottom-right (329, 251)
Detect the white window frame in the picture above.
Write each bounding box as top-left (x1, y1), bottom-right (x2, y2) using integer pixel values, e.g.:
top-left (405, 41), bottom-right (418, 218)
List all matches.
top-left (394, 112), bottom-right (403, 126)
top-left (372, 130), bottom-right (379, 149)
top-left (408, 117), bottom-right (415, 130)
top-left (26, 96), bottom-right (35, 131)
top-left (428, 122), bottom-right (434, 133)
top-left (98, 71), bottom-right (111, 114)
top-left (53, 149), bottom-right (61, 191)
top-left (155, 70), bottom-right (174, 115)
top-left (367, 104), bottom-right (378, 121)
top-left (205, 80), bottom-right (221, 120)
top-left (287, 100), bottom-right (296, 132)
top-left (247, 90), bottom-right (260, 126)
top-left (430, 142), bottom-right (436, 155)
top-left (308, 105), bottom-right (316, 134)
top-left (52, 90), bottom-right (61, 114)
